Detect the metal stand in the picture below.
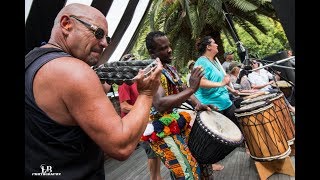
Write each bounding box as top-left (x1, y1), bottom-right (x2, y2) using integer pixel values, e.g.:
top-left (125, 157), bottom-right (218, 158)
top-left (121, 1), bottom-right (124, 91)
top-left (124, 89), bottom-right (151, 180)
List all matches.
top-left (257, 60), bottom-right (295, 104)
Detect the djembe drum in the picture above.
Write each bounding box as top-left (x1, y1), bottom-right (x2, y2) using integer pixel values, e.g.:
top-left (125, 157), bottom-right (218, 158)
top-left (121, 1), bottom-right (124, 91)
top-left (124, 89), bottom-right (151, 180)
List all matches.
top-left (241, 92), bottom-right (295, 145)
top-left (235, 101), bottom-right (291, 161)
top-left (188, 111), bottom-right (244, 164)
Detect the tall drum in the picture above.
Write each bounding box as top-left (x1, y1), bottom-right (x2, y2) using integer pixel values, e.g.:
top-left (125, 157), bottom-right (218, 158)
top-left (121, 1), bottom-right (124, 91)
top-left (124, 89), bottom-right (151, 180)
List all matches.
top-left (269, 93), bottom-right (295, 145)
top-left (188, 111), bottom-right (243, 164)
top-left (240, 92), bottom-right (295, 145)
top-left (235, 101), bottom-right (291, 161)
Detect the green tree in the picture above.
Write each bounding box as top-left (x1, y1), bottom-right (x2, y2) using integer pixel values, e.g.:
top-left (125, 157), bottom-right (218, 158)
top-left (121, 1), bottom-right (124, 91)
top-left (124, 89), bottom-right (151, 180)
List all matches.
top-left (222, 16), bottom-right (289, 60)
top-left (131, 0), bottom-right (287, 74)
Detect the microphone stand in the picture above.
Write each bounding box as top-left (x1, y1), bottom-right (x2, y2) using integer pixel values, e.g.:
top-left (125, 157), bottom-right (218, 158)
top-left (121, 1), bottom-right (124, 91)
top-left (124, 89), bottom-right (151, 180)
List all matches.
top-left (258, 59), bottom-right (295, 70)
top-left (268, 66), bottom-right (295, 103)
top-left (251, 56), bottom-right (294, 72)
top-left (267, 66), bottom-right (295, 87)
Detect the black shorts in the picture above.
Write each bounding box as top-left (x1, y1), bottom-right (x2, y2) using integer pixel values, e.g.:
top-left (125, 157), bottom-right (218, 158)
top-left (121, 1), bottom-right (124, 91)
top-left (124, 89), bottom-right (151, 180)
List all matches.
top-left (140, 141), bottom-right (158, 159)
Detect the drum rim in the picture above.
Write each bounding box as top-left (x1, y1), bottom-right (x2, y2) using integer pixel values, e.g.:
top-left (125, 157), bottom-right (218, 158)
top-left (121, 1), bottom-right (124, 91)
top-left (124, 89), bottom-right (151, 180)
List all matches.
top-left (269, 92), bottom-right (284, 101)
top-left (235, 103), bottom-right (275, 117)
top-left (235, 101), bottom-right (271, 115)
top-left (241, 92), bottom-right (278, 105)
top-left (250, 146), bottom-right (291, 161)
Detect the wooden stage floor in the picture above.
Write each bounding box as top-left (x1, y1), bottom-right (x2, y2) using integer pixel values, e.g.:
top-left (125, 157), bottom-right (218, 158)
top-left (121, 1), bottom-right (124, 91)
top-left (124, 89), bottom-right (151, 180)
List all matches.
top-left (104, 146), bottom-right (295, 180)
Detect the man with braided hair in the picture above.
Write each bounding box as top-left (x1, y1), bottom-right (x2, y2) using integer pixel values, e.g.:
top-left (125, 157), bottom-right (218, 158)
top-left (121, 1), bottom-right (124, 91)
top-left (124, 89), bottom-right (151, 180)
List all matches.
top-left (140, 31), bottom-right (215, 179)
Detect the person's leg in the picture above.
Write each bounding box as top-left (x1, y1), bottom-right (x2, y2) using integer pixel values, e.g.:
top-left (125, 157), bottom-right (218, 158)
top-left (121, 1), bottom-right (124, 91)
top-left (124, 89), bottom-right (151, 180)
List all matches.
top-left (141, 141), bottom-right (162, 180)
top-left (212, 163), bottom-right (224, 171)
top-left (148, 158), bottom-right (162, 180)
top-left (149, 135), bottom-right (202, 180)
top-left (199, 164), bottom-right (214, 180)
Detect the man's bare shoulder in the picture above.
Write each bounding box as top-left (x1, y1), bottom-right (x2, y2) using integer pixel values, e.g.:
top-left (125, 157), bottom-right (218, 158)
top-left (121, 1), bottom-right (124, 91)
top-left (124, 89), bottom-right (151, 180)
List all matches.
top-left (43, 56), bottom-right (98, 82)
top-left (35, 56), bottom-right (102, 98)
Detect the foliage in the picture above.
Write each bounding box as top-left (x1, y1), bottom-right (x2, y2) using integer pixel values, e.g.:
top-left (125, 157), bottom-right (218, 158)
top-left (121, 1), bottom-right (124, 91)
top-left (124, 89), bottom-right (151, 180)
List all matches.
top-left (222, 15), bottom-right (289, 60)
top-left (130, 0), bottom-right (289, 76)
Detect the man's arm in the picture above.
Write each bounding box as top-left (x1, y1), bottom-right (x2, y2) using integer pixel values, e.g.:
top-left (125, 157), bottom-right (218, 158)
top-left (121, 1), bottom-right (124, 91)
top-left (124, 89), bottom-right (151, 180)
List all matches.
top-left (51, 58), bottom-right (162, 160)
top-left (153, 85), bottom-right (195, 113)
top-left (226, 85), bottom-right (239, 96)
top-left (153, 66), bottom-right (203, 113)
top-left (251, 81), bottom-right (274, 90)
top-left (120, 101), bottom-right (133, 114)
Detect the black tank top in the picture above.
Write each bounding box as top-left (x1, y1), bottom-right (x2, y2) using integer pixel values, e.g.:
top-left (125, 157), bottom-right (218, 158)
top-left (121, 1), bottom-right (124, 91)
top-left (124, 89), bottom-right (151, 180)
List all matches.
top-left (25, 47), bottom-right (105, 179)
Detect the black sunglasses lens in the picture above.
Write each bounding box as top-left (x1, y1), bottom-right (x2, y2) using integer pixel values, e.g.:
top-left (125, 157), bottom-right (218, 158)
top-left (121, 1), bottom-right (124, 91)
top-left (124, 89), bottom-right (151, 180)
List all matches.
top-left (94, 28), bottom-right (104, 39)
top-left (106, 36), bottom-right (111, 44)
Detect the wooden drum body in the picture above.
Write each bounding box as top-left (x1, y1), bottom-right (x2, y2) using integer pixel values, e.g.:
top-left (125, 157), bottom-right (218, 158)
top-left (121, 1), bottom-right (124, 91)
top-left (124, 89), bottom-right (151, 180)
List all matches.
top-left (235, 101), bottom-right (291, 161)
top-left (241, 92), bottom-right (295, 145)
top-left (270, 93), bottom-right (295, 145)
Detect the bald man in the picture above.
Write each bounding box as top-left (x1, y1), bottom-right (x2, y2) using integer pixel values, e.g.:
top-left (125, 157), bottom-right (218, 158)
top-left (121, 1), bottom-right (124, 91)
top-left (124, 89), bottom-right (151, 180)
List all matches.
top-left (25, 3), bottom-right (162, 179)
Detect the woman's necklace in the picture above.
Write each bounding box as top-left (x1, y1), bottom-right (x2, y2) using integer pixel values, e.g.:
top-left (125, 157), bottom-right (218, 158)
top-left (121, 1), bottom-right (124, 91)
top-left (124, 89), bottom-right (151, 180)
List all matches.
top-left (203, 55), bottom-right (220, 71)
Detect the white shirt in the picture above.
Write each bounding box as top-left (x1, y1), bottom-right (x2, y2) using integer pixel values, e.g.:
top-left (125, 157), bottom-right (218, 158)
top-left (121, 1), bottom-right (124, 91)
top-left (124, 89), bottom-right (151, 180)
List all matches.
top-left (248, 68), bottom-right (273, 92)
top-left (222, 61), bottom-right (231, 73)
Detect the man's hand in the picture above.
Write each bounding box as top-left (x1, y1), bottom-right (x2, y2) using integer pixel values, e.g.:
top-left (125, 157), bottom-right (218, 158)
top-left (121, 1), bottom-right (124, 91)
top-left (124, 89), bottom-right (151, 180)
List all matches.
top-left (195, 103), bottom-right (219, 112)
top-left (188, 66), bottom-right (204, 92)
top-left (268, 80), bottom-right (275, 85)
top-left (135, 58), bottom-right (163, 96)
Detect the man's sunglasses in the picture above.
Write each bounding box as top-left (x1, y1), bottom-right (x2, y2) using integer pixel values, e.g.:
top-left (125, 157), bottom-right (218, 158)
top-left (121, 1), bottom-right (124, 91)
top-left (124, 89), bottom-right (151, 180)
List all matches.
top-left (70, 15), bottom-right (111, 45)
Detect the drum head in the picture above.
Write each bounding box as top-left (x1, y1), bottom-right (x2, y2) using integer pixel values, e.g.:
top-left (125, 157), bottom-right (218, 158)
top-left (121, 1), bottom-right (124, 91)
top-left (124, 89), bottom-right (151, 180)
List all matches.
top-left (241, 92), bottom-right (277, 105)
top-left (198, 111), bottom-right (242, 142)
top-left (272, 80), bottom-right (292, 88)
top-left (235, 101), bottom-right (270, 114)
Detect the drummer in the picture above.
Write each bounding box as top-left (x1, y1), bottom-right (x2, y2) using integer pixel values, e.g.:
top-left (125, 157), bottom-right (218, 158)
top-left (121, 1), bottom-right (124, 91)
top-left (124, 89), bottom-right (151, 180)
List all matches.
top-left (193, 36), bottom-right (245, 171)
top-left (227, 61), bottom-right (263, 107)
top-left (229, 61), bottom-right (259, 93)
top-left (247, 59), bottom-right (276, 92)
top-left (141, 31), bottom-right (215, 179)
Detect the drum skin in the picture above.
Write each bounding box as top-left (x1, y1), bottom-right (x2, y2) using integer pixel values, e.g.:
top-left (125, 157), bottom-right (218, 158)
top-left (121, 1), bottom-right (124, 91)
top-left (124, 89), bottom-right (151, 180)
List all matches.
top-left (188, 111), bottom-right (243, 164)
top-left (235, 102), bottom-right (291, 161)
